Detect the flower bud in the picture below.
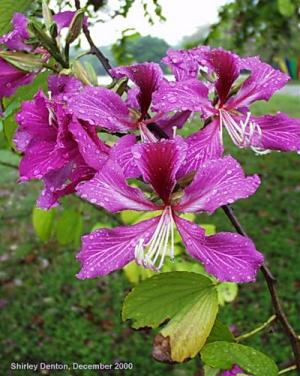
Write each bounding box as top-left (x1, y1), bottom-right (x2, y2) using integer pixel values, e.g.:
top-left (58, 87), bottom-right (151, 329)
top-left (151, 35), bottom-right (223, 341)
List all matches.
top-left (42, 0), bottom-right (53, 31)
top-left (65, 9), bottom-right (85, 45)
top-left (71, 60), bottom-right (94, 85)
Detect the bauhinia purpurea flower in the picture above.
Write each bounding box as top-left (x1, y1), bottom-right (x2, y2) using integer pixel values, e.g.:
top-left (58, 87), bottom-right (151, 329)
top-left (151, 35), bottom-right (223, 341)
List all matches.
top-left (152, 47), bottom-right (300, 156)
top-left (75, 137), bottom-right (263, 283)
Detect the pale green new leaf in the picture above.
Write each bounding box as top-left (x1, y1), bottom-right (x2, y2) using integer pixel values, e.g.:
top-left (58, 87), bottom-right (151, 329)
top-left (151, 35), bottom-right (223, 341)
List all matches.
top-left (201, 342), bottom-right (278, 376)
top-left (217, 282), bottom-right (238, 305)
top-left (56, 209), bottom-right (83, 246)
top-left (32, 207), bottom-right (56, 242)
top-left (123, 272), bottom-right (218, 362)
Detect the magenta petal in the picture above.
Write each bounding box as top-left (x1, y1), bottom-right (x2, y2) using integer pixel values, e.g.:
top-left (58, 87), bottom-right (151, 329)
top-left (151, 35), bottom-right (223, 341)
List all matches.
top-left (204, 48), bottom-right (240, 105)
top-left (48, 74), bottom-right (84, 97)
top-left (133, 137), bottom-right (187, 203)
top-left (176, 156), bottom-right (260, 214)
top-left (37, 158), bottom-right (95, 209)
top-left (0, 58), bottom-right (34, 99)
top-left (152, 79), bottom-right (213, 117)
top-left (76, 159), bottom-right (156, 212)
top-left (69, 118), bottom-right (108, 170)
top-left (126, 87), bottom-right (140, 110)
top-left (156, 110), bottom-right (191, 137)
top-left (162, 47), bottom-right (210, 80)
top-left (37, 163), bottom-right (73, 209)
top-left (76, 216), bottom-right (161, 278)
top-left (219, 365), bottom-right (245, 376)
top-left (249, 113), bottom-right (300, 152)
top-left (227, 56), bottom-right (289, 109)
top-left (53, 11), bottom-right (88, 31)
top-left (67, 86), bottom-right (134, 132)
top-left (177, 120), bottom-right (223, 178)
top-left (19, 140), bottom-right (67, 181)
top-left (15, 91), bottom-right (54, 151)
top-left (0, 13), bottom-right (30, 51)
top-left (111, 62), bottom-right (163, 117)
top-left (175, 216), bottom-right (264, 283)
top-left (110, 134), bottom-right (140, 178)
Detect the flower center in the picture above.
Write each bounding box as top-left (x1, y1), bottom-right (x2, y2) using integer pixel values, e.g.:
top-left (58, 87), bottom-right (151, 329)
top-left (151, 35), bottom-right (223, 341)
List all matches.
top-left (134, 206), bottom-right (175, 271)
top-left (219, 110), bottom-right (269, 154)
top-left (139, 123), bottom-right (158, 143)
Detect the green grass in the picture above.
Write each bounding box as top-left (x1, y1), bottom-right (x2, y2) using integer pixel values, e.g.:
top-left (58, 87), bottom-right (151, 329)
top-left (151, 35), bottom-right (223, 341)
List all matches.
top-left (0, 94), bottom-right (299, 375)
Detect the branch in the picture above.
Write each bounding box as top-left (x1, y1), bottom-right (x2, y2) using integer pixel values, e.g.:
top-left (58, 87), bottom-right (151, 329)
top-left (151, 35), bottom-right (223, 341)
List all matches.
top-left (75, 0), bottom-right (113, 77)
top-left (235, 314), bottom-right (276, 342)
top-left (222, 204), bottom-right (300, 373)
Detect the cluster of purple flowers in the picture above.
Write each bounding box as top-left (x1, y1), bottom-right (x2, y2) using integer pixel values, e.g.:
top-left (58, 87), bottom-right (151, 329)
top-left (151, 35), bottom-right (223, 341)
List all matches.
top-left (2, 17), bottom-right (300, 284)
top-left (0, 11), bottom-right (82, 100)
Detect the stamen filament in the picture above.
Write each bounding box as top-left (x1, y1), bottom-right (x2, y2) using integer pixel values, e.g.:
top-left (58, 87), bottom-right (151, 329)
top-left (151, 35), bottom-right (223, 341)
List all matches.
top-left (220, 109), bottom-right (270, 154)
top-left (139, 123), bottom-right (158, 143)
top-left (134, 206), bottom-right (175, 271)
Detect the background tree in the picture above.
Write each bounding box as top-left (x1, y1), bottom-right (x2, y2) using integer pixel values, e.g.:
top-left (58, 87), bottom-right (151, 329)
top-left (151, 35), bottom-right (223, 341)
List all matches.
top-left (185, 0), bottom-right (300, 64)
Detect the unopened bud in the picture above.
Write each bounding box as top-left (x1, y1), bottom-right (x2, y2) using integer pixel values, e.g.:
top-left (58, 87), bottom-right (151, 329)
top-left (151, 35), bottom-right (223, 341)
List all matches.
top-left (72, 60), bottom-right (93, 85)
top-left (42, 0), bottom-right (53, 31)
top-left (66, 9), bottom-right (85, 45)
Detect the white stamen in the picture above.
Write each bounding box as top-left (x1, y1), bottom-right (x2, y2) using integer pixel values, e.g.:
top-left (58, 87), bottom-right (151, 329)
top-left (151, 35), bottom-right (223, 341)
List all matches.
top-left (172, 126), bottom-right (177, 138)
top-left (139, 123), bottom-right (158, 143)
top-left (134, 206), bottom-right (175, 271)
top-left (219, 109), bottom-right (270, 155)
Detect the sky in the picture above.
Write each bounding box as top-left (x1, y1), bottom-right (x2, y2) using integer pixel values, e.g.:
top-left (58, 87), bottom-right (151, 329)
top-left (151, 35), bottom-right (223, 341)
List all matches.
top-left (83, 0), bottom-right (230, 48)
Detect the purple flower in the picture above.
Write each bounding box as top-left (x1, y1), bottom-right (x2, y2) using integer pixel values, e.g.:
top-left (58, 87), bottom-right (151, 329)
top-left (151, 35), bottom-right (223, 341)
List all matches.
top-left (67, 62), bottom-right (188, 141)
top-left (75, 137), bottom-right (263, 282)
top-left (0, 58), bottom-right (34, 99)
top-left (15, 75), bottom-right (109, 208)
top-left (219, 364), bottom-right (246, 376)
top-left (153, 48), bottom-right (300, 155)
top-left (0, 13), bottom-right (30, 51)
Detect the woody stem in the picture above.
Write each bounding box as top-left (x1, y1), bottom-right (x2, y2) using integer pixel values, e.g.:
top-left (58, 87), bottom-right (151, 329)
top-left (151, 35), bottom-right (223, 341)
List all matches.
top-left (222, 204), bottom-right (300, 374)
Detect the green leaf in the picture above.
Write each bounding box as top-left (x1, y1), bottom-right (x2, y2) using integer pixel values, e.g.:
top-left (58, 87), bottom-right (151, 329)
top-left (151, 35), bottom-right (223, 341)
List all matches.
top-left (32, 208), bottom-right (56, 242)
top-left (91, 221), bottom-right (112, 231)
top-left (0, 0), bottom-right (32, 35)
top-left (203, 365), bottom-right (220, 376)
top-left (120, 210), bottom-right (161, 224)
top-left (217, 282), bottom-right (238, 305)
top-left (56, 209), bottom-right (83, 247)
top-left (201, 342), bottom-right (278, 376)
top-left (0, 51), bottom-right (44, 72)
top-left (200, 224), bottom-right (216, 236)
top-left (123, 261), bottom-right (155, 284)
top-left (123, 271), bottom-right (219, 362)
top-left (206, 320), bottom-right (235, 344)
top-left (277, 0), bottom-right (295, 16)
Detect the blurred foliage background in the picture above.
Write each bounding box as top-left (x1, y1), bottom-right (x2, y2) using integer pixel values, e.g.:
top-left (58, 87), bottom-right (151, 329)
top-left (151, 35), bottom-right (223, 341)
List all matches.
top-left (0, 0), bottom-right (300, 375)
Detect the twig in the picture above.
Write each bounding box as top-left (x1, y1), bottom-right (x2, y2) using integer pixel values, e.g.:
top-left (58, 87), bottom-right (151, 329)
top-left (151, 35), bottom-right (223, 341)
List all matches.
top-left (75, 0), bottom-right (113, 77)
top-left (0, 160), bottom-right (18, 169)
top-left (279, 365), bottom-right (297, 375)
top-left (222, 204), bottom-right (300, 373)
top-left (235, 314), bottom-right (277, 342)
